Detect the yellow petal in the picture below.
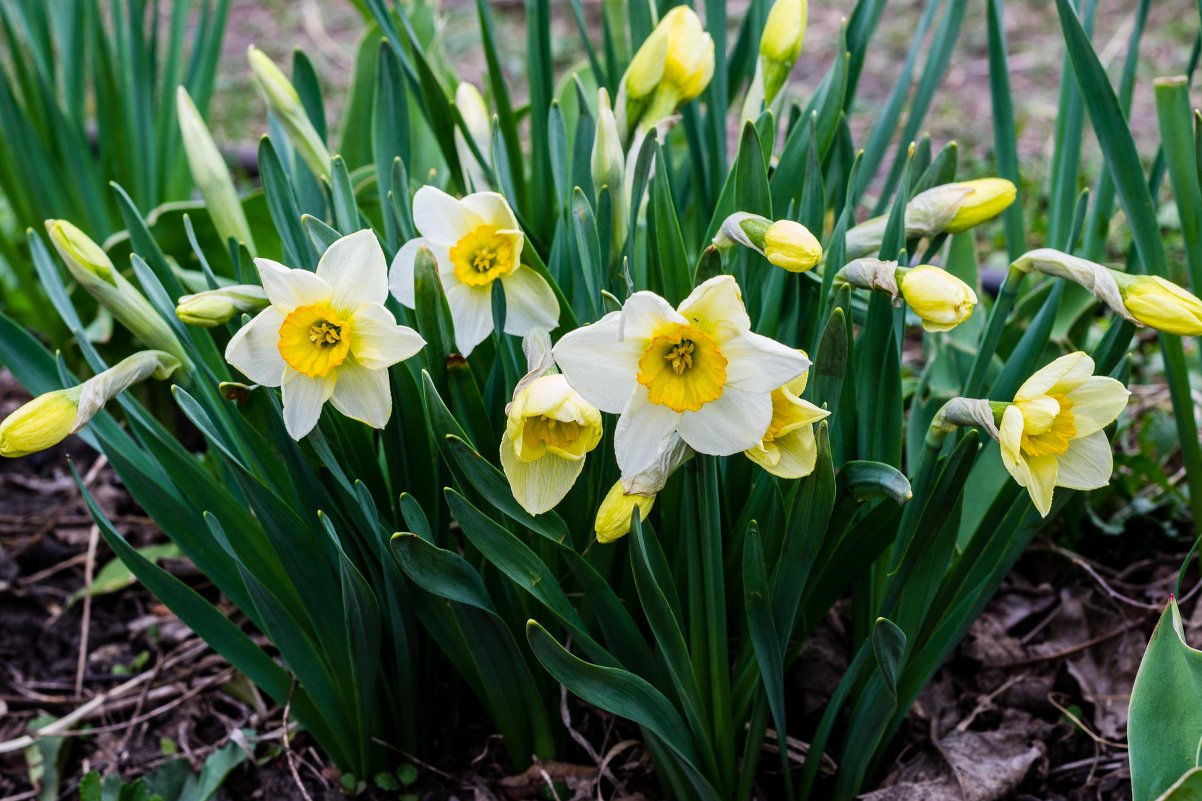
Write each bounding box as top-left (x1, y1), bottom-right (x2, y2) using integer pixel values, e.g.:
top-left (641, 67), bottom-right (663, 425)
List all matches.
top-left (594, 480), bottom-right (656, 543)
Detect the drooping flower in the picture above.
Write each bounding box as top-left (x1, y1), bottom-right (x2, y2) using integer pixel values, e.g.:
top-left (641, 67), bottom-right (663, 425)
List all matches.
top-left (389, 187), bottom-right (559, 356)
top-left (744, 356), bottom-right (829, 478)
top-left (713, 213), bottom-right (822, 273)
top-left (998, 352), bottom-right (1129, 517)
top-left (1, 351), bottom-right (180, 458)
top-left (897, 265), bottom-right (978, 332)
top-left (226, 230), bottom-right (426, 440)
top-left (553, 275), bottom-right (807, 478)
top-left (500, 374), bottom-right (603, 515)
top-left (616, 6), bottom-right (715, 140)
top-left (176, 285), bottom-right (269, 327)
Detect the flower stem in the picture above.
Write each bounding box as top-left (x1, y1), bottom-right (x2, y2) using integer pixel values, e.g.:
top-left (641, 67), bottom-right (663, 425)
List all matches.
top-left (963, 263), bottom-right (1024, 397)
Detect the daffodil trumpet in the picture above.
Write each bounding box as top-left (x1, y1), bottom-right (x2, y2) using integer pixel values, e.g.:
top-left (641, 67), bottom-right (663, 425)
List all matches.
top-left (1013, 248), bottom-right (1202, 336)
top-left (836, 259), bottom-right (978, 332)
top-left (1, 350), bottom-right (180, 458)
top-left (553, 275), bottom-right (808, 479)
top-left (500, 331), bottom-right (603, 516)
top-left (845, 178), bottom-right (1017, 259)
top-left (713, 212), bottom-right (823, 273)
top-left (390, 187), bottom-right (559, 356)
top-left (225, 229), bottom-right (426, 440)
top-left (928, 352), bottom-right (1129, 517)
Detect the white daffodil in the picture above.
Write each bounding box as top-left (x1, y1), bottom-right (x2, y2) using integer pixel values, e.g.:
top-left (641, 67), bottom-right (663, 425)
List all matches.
top-left (553, 275), bottom-right (808, 478)
top-left (226, 230), bottom-right (426, 440)
top-left (998, 352), bottom-right (1129, 517)
top-left (389, 187), bottom-right (559, 356)
top-left (744, 356), bottom-right (829, 478)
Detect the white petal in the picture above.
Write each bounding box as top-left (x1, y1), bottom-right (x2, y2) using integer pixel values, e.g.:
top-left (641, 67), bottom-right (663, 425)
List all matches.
top-left (388, 239), bottom-right (423, 308)
top-left (677, 275), bottom-right (751, 340)
top-left (1025, 454), bottom-right (1058, 517)
top-left (677, 386), bottom-right (771, 455)
top-left (1055, 431), bottom-right (1113, 491)
top-left (722, 331), bottom-right (809, 393)
top-left (460, 191), bottom-right (520, 232)
top-left (501, 265), bottom-right (559, 336)
top-left (225, 307), bottom-right (286, 386)
top-left (445, 280), bottom-right (494, 356)
top-left (413, 185), bottom-right (481, 245)
top-left (1015, 351), bottom-right (1094, 401)
top-left (499, 436), bottom-right (585, 515)
top-left (281, 367), bottom-right (334, 439)
top-left (349, 303), bottom-right (426, 369)
top-left (614, 389), bottom-right (682, 477)
top-left (621, 291), bottom-right (686, 340)
top-left (255, 258), bottom-right (331, 312)
top-left (317, 229), bottom-right (387, 310)
top-left (553, 311), bottom-right (643, 414)
top-left (329, 359), bottom-right (392, 429)
top-left (1065, 376), bottom-right (1129, 437)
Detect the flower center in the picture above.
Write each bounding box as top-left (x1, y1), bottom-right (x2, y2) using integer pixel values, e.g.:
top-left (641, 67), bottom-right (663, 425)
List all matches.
top-left (1021, 394), bottom-right (1076, 458)
top-left (637, 324), bottom-right (727, 413)
top-left (278, 303), bottom-right (351, 378)
top-left (519, 415), bottom-right (587, 460)
top-left (450, 225), bottom-right (516, 287)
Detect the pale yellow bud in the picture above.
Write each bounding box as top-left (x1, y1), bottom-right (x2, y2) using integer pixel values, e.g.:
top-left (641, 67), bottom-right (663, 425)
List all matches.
top-left (758, 0), bottom-right (806, 104)
top-left (45, 218), bottom-right (114, 284)
top-left (764, 220), bottom-right (822, 273)
top-left (898, 265), bottom-right (978, 332)
top-left (945, 178), bottom-right (1016, 234)
top-left (1117, 274), bottom-right (1202, 336)
top-left (455, 81), bottom-right (492, 191)
top-left (618, 6), bottom-right (714, 137)
top-left (177, 87), bottom-right (257, 255)
top-left (247, 45), bottom-right (331, 179)
top-left (594, 480), bottom-right (656, 543)
top-left (176, 285), bottom-right (269, 327)
top-left (0, 389), bottom-right (80, 458)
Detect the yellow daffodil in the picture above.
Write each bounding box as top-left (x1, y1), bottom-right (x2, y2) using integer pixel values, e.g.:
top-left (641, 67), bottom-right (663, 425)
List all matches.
top-left (897, 265), bottom-right (978, 332)
top-left (177, 87), bottom-right (256, 255)
top-left (226, 230), bottom-right (425, 439)
top-left (176, 285), bottom-right (269, 327)
top-left (617, 6), bottom-right (715, 139)
top-left (744, 357), bottom-right (829, 478)
top-left (998, 352), bottom-right (1129, 517)
top-left (500, 374), bottom-right (603, 515)
top-left (945, 178), bottom-right (1017, 234)
top-left (389, 187), bottom-right (559, 356)
top-left (594, 480), bottom-right (656, 543)
top-left (1115, 273), bottom-right (1202, 336)
top-left (247, 45), bottom-right (330, 179)
top-left (455, 81), bottom-right (492, 191)
top-left (713, 213), bottom-right (823, 273)
top-left (1, 351), bottom-right (180, 458)
top-left (553, 275), bottom-right (807, 478)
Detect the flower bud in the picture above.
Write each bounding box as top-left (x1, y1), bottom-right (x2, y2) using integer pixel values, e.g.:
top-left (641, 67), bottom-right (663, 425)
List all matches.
top-left (758, 0), bottom-right (806, 104)
top-left (455, 81), bottom-right (492, 191)
top-left (45, 220), bottom-right (191, 369)
top-left (176, 285), bottom-right (269, 327)
top-left (248, 46), bottom-right (331, 179)
top-left (764, 220), bottom-right (822, 273)
top-left (177, 87), bottom-right (257, 255)
top-left (0, 350), bottom-right (179, 458)
top-left (897, 265), bottom-right (978, 332)
top-left (617, 6), bottom-right (714, 138)
top-left (1116, 274), bottom-right (1202, 336)
top-left (944, 178), bottom-right (1017, 234)
top-left (592, 88), bottom-right (629, 259)
top-left (0, 389), bottom-right (80, 457)
top-left (594, 480), bottom-right (656, 543)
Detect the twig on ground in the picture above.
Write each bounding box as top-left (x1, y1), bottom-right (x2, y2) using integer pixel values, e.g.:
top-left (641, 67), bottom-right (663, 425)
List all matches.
top-left (282, 679), bottom-right (315, 801)
top-left (75, 523), bottom-right (100, 698)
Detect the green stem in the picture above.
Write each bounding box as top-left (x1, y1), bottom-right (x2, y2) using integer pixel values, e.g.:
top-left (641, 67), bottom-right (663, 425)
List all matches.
top-left (698, 456), bottom-right (735, 794)
top-left (963, 264), bottom-right (1024, 397)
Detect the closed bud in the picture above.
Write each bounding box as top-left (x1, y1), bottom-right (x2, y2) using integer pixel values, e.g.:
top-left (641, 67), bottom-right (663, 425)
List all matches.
top-left (1116, 274), bottom-right (1202, 336)
top-left (177, 87), bottom-right (257, 255)
top-left (45, 220), bottom-right (191, 369)
top-left (897, 265), bottom-right (978, 332)
top-left (455, 81), bottom-right (492, 191)
top-left (594, 480), bottom-right (656, 543)
top-left (617, 6), bottom-right (714, 138)
top-left (758, 0), bottom-right (806, 104)
top-left (248, 46), bottom-right (331, 179)
top-left (764, 220), bottom-right (822, 273)
top-left (176, 285), bottom-right (269, 327)
top-left (0, 389), bottom-right (80, 457)
top-left (944, 178), bottom-right (1017, 234)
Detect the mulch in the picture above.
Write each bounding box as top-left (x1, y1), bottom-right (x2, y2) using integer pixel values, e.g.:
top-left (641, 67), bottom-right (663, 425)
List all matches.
top-left (0, 371), bottom-right (1185, 801)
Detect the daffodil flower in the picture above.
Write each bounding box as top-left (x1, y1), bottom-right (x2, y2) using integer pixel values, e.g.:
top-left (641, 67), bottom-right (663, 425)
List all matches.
top-left (553, 275), bottom-right (808, 478)
top-left (998, 352), bottom-right (1129, 517)
top-left (389, 187), bottom-right (559, 356)
top-left (226, 230), bottom-right (426, 440)
top-left (744, 357), bottom-right (829, 478)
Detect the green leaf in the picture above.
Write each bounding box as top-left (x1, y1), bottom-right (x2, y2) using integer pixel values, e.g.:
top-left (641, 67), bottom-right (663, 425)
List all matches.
top-left (871, 617), bottom-right (906, 698)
